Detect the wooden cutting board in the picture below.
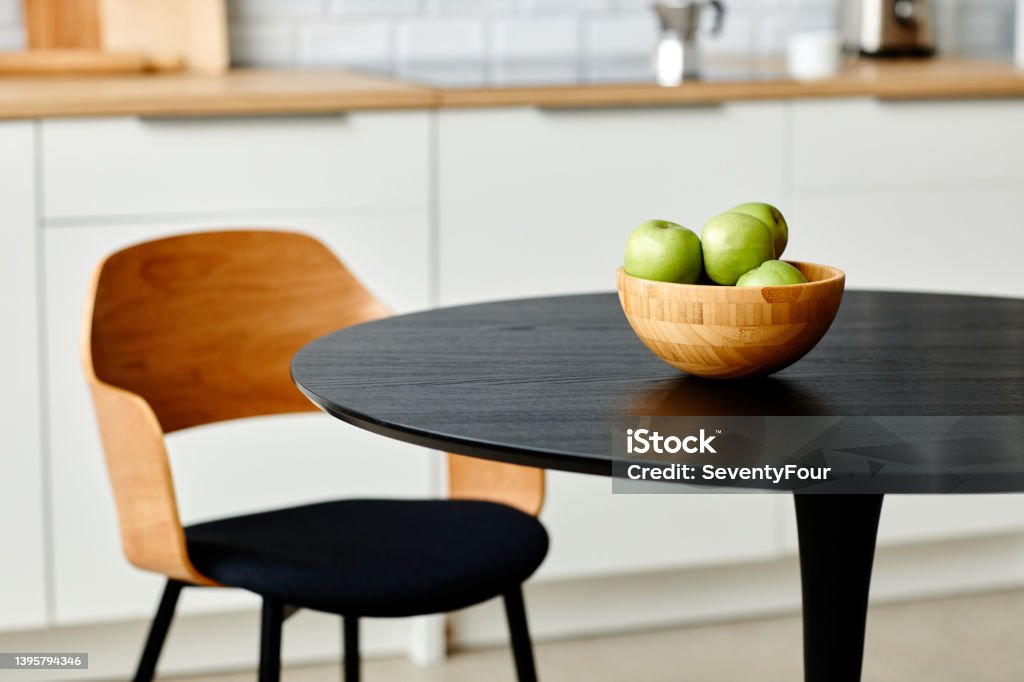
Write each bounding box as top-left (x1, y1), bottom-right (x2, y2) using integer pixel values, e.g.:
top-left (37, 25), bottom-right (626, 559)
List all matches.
top-left (22, 0), bottom-right (101, 49)
top-left (99, 0), bottom-right (228, 73)
top-left (0, 49), bottom-right (176, 74)
top-left (17, 0), bottom-right (227, 74)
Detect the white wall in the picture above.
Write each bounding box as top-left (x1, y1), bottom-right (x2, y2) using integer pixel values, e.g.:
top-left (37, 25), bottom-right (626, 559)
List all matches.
top-left (0, 0), bottom-right (1016, 65)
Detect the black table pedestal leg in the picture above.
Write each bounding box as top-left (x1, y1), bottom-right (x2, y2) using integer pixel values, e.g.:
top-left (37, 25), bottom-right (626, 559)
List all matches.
top-left (794, 494), bottom-right (884, 682)
top-left (343, 616), bottom-right (360, 682)
top-left (259, 599), bottom-right (284, 682)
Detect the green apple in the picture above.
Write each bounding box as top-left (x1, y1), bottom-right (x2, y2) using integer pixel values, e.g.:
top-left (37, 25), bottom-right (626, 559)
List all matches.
top-left (624, 219), bottom-right (703, 284)
top-left (700, 213), bottom-right (775, 285)
top-left (736, 260), bottom-right (809, 287)
top-left (729, 202), bottom-right (788, 258)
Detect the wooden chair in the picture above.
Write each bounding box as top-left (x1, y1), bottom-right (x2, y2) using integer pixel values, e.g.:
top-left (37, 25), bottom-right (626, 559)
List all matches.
top-left (82, 230), bottom-right (547, 682)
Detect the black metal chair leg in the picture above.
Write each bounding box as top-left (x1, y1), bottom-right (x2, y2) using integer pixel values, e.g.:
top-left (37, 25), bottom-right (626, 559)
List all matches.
top-left (504, 587), bottom-right (538, 682)
top-left (343, 616), bottom-right (360, 682)
top-left (133, 579), bottom-right (185, 682)
top-left (259, 599), bottom-right (285, 682)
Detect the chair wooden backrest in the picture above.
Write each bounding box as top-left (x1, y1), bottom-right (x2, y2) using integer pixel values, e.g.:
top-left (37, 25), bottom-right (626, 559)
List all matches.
top-left (83, 230), bottom-right (544, 585)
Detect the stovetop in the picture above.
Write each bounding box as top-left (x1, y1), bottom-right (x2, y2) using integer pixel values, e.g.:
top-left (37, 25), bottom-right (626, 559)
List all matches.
top-left (361, 57), bottom-right (786, 89)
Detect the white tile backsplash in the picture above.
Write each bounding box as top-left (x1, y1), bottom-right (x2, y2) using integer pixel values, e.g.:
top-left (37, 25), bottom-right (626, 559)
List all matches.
top-left (703, 11), bottom-right (758, 58)
top-left (491, 14), bottom-right (580, 60)
top-left (951, 3), bottom-right (1016, 58)
top-left (330, 0), bottom-right (422, 15)
top-left (611, 0), bottom-right (662, 9)
top-left (0, 0), bottom-right (1015, 68)
top-left (0, 23), bottom-right (21, 51)
top-left (299, 19), bottom-right (393, 67)
top-left (754, 5), bottom-right (837, 56)
top-left (584, 11), bottom-right (659, 58)
top-left (396, 17), bottom-right (486, 63)
top-left (0, 0), bottom-right (18, 51)
top-left (229, 21), bottom-right (296, 66)
top-left (0, 0), bottom-right (17, 25)
top-left (227, 0), bottom-right (324, 19)
top-left (521, 0), bottom-right (610, 11)
top-left (425, 0), bottom-right (518, 12)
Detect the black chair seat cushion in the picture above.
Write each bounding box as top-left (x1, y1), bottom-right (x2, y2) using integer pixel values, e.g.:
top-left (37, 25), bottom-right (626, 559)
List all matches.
top-left (185, 499), bottom-right (548, 618)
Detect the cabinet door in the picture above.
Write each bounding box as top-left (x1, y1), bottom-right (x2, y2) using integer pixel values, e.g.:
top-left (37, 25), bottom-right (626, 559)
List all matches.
top-left (437, 103), bottom-right (788, 306)
top-left (439, 105), bottom-right (788, 577)
top-left (793, 98), bottom-right (1024, 190)
top-left (790, 99), bottom-right (1024, 546)
top-left (0, 122), bottom-right (48, 631)
top-left (41, 112), bottom-right (430, 220)
top-left (788, 190), bottom-right (1024, 546)
top-left (791, 186), bottom-right (1024, 297)
top-left (789, 187), bottom-right (1024, 543)
top-left (45, 213), bottom-right (433, 624)
top-left (780, 494), bottom-right (1024, 554)
top-left (875, 495), bottom-right (1024, 546)
top-left (537, 473), bottom-right (785, 581)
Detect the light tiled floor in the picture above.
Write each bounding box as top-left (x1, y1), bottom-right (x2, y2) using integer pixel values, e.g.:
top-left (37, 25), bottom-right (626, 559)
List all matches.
top-left (175, 590), bottom-right (1024, 681)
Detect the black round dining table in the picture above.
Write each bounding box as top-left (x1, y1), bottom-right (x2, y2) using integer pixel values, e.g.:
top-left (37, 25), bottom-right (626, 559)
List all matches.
top-left (292, 290), bottom-right (1024, 682)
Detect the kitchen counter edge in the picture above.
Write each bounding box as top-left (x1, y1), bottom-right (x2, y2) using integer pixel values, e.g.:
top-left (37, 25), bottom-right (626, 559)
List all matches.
top-left (2, 58), bottom-right (1023, 120)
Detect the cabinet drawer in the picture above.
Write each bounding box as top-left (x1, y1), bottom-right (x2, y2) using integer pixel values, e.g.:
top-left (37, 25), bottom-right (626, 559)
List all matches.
top-left (41, 112), bottom-right (429, 220)
top-left (877, 496), bottom-right (1024, 546)
top-left (790, 186), bottom-right (1024, 298)
top-left (781, 496), bottom-right (1024, 552)
top-left (537, 472), bottom-right (782, 581)
top-left (793, 98), bottom-right (1024, 190)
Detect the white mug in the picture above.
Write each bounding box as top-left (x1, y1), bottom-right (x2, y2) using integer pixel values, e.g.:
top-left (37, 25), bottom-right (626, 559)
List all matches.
top-left (787, 31), bottom-right (842, 81)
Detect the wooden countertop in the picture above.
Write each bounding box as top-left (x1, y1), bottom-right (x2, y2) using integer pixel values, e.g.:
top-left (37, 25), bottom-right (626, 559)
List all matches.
top-left (1, 58), bottom-right (1023, 119)
top-left (437, 58), bottom-right (1024, 108)
top-left (0, 69), bottom-right (434, 119)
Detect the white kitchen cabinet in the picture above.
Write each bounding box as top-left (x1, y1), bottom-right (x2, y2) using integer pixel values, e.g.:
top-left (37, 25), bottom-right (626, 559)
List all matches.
top-left (437, 103), bottom-right (788, 306)
top-left (0, 122), bottom-right (48, 631)
top-left (792, 98), bottom-right (1024, 191)
top-left (790, 186), bottom-right (1024, 297)
top-left (780, 495), bottom-right (1024, 554)
top-left (538, 473), bottom-right (785, 580)
top-left (438, 104), bottom-right (788, 578)
top-left (787, 138), bottom-right (1024, 547)
top-left (44, 213), bottom-right (434, 625)
top-left (12, 93), bottom-right (1024, 640)
top-left (876, 495), bottom-right (1024, 546)
top-left (41, 112), bottom-right (430, 220)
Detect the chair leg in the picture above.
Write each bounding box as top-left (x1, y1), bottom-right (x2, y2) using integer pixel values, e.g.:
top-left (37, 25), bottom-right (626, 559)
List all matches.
top-left (133, 579), bottom-right (185, 682)
top-left (259, 599), bottom-right (285, 682)
top-left (343, 616), bottom-right (360, 682)
top-left (503, 587), bottom-right (538, 682)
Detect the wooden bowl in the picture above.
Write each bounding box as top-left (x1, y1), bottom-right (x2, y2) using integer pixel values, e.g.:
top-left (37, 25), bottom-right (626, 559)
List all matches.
top-left (616, 262), bottom-right (845, 379)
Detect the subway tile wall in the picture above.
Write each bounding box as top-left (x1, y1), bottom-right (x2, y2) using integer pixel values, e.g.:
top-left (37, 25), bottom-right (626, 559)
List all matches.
top-left (0, 0), bottom-right (1015, 67)
top-left (0, 0), bottom-right (20, 52)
